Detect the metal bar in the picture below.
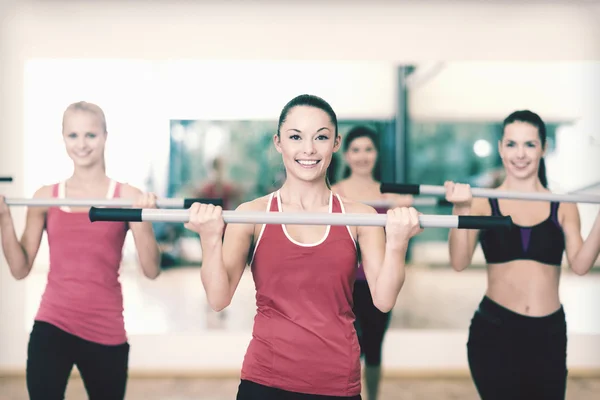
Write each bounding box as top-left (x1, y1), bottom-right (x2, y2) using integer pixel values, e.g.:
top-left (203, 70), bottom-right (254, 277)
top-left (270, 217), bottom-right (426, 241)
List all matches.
top-left (364, 197), bottom-right (450, 208)
top-left (88, 207), bottom-right (512, 230)
top-left (4, 197), bottom-right (223, 209)
top-left (380, 183), bottom-right (600, 204)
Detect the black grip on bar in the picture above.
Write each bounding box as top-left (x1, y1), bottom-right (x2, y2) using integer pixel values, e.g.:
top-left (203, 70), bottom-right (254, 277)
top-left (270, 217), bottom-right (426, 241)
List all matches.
top-left (89, 207), bottom-right (143, 223)
top-left (457, 215), bottom-right (512, 230)
top-left (437, 199), bottom-right (452, 207)
top-left (380, 183), bottom-right (420, 195)
top-left (0, 176), bottom-right (13, 182)
top-left (183, 198), bottom-right (224, 209)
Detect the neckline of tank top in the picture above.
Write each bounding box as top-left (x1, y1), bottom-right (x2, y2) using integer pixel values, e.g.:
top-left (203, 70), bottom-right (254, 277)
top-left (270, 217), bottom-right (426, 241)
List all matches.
top-left (57, 179), bottom-right (117, 214)
top-left (276, 190), bottom-right (342, 247)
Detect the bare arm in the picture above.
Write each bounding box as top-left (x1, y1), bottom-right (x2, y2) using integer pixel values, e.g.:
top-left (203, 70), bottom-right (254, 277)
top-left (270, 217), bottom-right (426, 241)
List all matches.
top-left (188, 200), bottom-right (258, 312)
top-left (448, 198), bottom-right (487, 272)
top-left (562, 204), bottom-right (600, 275)
top-left (0, 186), bottom-right (51, 279)
top-left (121, 184), bottom-right (161, 279)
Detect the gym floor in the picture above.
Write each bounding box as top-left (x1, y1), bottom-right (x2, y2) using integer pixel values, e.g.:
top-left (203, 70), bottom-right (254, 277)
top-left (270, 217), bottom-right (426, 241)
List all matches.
top-left (1, 376), bottom-right (599, 399)
top-left (5, 265), bottom-right (600, 399)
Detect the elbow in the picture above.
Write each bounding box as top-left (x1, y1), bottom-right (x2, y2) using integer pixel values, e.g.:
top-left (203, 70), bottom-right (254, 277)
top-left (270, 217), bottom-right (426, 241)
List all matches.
top-left (450, 261), bottom-right (469, 272)
top-left (570, 264), bottom-right (590, 276)
top-left (208, 297), bottom-right (231, 312)
top-left (449, 254), bottom-right (470, 272)
top-left (11, 263), bottom-right (32, 280)
top-left (373, 298), bottom-right (395, 313)
top-left (142, 263), bottom-right (161, 280)
top-left (144, 269), bottom-right (161, 280)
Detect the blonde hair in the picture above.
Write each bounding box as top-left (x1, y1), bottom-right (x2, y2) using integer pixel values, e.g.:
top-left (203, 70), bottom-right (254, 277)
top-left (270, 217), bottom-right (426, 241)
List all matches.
top-left (62, 101), bottom-right (107, 133)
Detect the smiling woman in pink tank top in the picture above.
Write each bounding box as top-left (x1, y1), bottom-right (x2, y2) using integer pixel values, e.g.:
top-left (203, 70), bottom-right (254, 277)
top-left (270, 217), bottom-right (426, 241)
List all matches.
top-left (0, 101), bottom-right (162, 400)
top-left (184, 95), bottom-right (423, 399)
top-left (331, 126), bottom-right (412, 400)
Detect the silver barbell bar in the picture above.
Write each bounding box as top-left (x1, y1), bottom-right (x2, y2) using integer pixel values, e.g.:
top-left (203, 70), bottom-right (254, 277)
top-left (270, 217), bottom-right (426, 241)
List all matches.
top-left (2, 197), bottom-right (223, 209)
top-left (381, 183), bottom-right (600, 204)
top-left (88, 207), bottom-right (512, 230)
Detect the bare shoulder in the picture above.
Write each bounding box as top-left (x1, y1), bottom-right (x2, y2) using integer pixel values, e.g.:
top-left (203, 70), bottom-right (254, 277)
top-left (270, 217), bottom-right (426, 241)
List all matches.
top-left (236, 194), bottom-right (272, 212)
top-left (330, 180), bottom-right (346, 194)
top-left (558, 202), bottom-right (580, 223)
top-left (339, 197), bottom-right (378, 214)
top-left (470, 197), bottom-right (491, 216)
top-left (119, 183), bottom-right (143, 198)
top-left (32, 184), bottom-right (54, 198)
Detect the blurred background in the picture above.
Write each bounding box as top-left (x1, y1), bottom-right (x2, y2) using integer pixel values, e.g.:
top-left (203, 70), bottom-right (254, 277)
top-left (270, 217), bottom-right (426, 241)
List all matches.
top-left (1, 0), bottom-right (600, 399)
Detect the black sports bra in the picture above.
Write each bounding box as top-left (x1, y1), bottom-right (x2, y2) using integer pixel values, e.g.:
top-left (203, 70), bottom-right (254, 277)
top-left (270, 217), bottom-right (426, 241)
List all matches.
top-left (478, 199), bottom-right (565, 266)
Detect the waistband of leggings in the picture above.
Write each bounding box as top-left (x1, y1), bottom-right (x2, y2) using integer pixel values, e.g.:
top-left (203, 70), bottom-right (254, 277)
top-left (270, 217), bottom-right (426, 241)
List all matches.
top-left (477, 295), bottom-right (566, 329)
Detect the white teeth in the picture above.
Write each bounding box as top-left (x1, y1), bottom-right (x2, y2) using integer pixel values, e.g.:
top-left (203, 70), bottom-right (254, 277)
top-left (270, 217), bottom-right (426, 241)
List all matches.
top-left (297, 160), bottom-right (318, 165)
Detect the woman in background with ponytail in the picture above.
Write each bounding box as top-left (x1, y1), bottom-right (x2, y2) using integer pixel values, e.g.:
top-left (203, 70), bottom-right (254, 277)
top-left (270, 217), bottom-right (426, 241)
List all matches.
top-left (443, 110), bottom-right (600, 400)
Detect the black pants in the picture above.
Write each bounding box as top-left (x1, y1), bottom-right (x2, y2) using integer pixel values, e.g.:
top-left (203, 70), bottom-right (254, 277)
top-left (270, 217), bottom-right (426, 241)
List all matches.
top-left (26, 320), bottom-right (130, 400)
top-left (353, 280), bottom-right (391, 366)
top-left (467, 296), bottom-right (568, 400)
top-left (237, 379), bottom-right (362, 399)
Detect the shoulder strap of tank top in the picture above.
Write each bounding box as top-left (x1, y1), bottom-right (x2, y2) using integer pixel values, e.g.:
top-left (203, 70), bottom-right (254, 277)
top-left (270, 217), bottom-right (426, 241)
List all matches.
top-left (331, 191), bottom-right (341, 213)
top-left (271, 190), bottom-right (280, 212)
top-left (108, 180), bottom-right (118, 199)
top-left (550, 201), bottom-right (560, 223)
top-left (488, 198), bottom-right (500, 215)
top-left (52, 182), bottom-right (60, 198)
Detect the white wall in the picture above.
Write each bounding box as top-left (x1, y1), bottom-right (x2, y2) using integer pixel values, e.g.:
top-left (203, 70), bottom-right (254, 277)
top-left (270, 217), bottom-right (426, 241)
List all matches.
top-left (2, 0), bottom-right (600, 375)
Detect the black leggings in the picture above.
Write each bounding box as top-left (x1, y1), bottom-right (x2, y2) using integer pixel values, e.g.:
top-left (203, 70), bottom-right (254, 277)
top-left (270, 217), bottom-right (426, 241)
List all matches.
top-left (236, 379), bottom-right (362, 400)
top-left (26, 320), bottom-right (130, 400)
top-left (352, 280), bottom-right (391, 367)
top-left (467, 296), bottom-right (568, 400)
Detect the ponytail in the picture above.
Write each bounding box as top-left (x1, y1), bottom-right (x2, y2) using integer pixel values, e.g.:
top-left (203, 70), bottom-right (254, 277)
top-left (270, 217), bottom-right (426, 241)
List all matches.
top-left (538, 157), bottom-right (548, 188)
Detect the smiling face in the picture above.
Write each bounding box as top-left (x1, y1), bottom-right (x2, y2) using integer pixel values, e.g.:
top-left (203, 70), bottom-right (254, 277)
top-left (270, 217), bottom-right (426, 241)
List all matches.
top-left (499, 121), bottom-right (546, 182)
top-left (344, 135), bottom-right (378, 177)
top-left (62, 109), bottom-right (107, 169)
top-left (274, 105), bottom-right (340, 184)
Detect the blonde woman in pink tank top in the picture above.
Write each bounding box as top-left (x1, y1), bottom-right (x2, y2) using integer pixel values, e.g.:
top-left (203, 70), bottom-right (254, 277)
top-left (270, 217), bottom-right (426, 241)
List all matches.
top-left (0, 101), bottom-right (162, 400)
top-left (331, 126), bottom-right (412, 400)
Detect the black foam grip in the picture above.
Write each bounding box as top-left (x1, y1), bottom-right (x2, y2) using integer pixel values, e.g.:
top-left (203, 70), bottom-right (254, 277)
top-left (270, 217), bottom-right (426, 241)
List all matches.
top-left (0, 176), bottom-right (13, 182)
top-left (380, 183), bottom-right (420, 195)
top-left (183, 198), bottom-right (224, 209)
top-left (457, 215), bottom-right (512, 230)
top-left (437, 199), bottom-right (453, 207)
top-left (89, 207), bottom-right (143, 223)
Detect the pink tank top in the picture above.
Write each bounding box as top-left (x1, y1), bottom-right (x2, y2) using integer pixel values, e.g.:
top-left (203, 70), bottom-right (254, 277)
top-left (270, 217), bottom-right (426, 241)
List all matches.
top-left (240, 191), bottom-right (361, 397)
top-left (35, 180), bottom-right (129, 345)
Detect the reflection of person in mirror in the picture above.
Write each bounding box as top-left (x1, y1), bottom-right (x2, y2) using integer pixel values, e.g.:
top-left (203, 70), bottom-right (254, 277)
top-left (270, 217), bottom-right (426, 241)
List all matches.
top-left (332, 126), bottom-right (413, 400)
top-left (194, 156), bottom-right (242, 210)
top-left (0, 101), bottom-right (161, 400)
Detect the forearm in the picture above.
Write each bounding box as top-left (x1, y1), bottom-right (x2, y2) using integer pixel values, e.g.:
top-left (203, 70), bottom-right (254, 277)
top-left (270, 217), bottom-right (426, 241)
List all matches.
top-left (199, 237), bottom-right (231, 311)
top-left (373, 241), bottom-right (408, 313)
top-left (448, 206), bottom-right (473, 271)
top-left (0, 216), bottom-right (30, 279)
top-left (130, 222), bottom-right (161, 279)
top-left (571, 212), bottom-right (600, 275)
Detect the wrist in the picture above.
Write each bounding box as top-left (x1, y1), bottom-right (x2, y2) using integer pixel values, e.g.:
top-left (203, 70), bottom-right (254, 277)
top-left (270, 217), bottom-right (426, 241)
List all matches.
top-left (453, 205), bottom-right (471, 216)
top-left (386, 238), bottom-right (409, 253)
top-left (0, 213), bottom-right (13, 228)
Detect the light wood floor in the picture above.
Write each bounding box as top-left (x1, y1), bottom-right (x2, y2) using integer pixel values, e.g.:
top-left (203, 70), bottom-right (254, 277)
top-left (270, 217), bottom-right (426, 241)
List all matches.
top-left (1, 376), bottom-right (599, 399)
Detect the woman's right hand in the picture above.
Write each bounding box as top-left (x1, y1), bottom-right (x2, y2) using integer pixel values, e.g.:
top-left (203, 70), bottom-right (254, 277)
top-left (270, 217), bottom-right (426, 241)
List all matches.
top-left (184, 202), bottom-right (225, 241)
top-left (444, 181), bottom-right (473, 213)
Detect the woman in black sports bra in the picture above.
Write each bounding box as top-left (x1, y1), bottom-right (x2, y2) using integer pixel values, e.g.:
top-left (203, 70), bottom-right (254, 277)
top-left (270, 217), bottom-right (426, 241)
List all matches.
top-left (445, 110), bottom-right (600, 400)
